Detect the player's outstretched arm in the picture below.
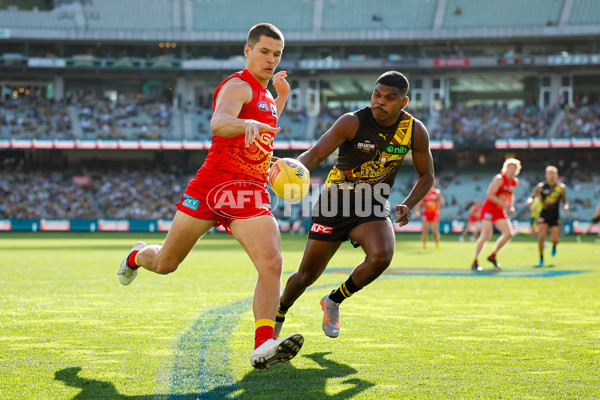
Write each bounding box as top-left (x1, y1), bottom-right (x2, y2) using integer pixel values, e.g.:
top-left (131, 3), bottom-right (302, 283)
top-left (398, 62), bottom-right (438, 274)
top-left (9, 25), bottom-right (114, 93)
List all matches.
top-left (297, 113), bottom-right (358, 171)
top-left (395, 119), bottom-right (435, 225)
top-left (210, 78), bottom-right (280, 146)
top-left (526, 184), bottom-right (543, 207)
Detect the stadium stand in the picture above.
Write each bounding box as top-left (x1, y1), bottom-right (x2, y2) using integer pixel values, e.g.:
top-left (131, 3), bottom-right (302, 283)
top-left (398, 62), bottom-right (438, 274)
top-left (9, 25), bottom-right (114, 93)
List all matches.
top-left (0, 96), bottom-right (74, 139)
top-left (1, 163), bottom-right (597, 223)
top-left (569, 0), bottom-right (600, 25)
top-left (321, 0), bottom-right (437, 31)
top-left (84, 0), bottom-right (173, 31)
top-left (193, 0), bottom-right (313, 32)
top-left (554, 103), bottom-right (600, 138)
top-left (75, 95), bottom-right (172, 140)
top-left (443, 0), bottom-right (564, 29)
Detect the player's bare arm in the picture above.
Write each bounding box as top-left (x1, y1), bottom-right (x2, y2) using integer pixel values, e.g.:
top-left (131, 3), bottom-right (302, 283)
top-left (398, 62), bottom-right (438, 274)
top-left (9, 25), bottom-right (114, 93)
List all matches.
top-left (395, 119), bottom-right (435, 225)
top-left (297, 113), bottom-right (359, 170)
top-left (272, 70), bottom-right (289, 118)
top-left (210, 78), bottom-right (280, 146)
top-left (562, 184), bottom-right (569, 213)
top-left (526, 183), bottom-right (543, 207)
top-left (486, 175), bottom-right (507, 207)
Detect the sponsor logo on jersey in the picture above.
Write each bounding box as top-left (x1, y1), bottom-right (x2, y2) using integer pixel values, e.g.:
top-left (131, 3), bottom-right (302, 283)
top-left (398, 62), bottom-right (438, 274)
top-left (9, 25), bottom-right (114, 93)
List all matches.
top-left (270, 104), bottom-right (277, 117)
top-left (310, 223), bottom-right (334, 234)
top-left (257, 101), bottom-right (269, 112)
top-left (384, 144), bottom-right (409, 155)
top-left (182, 194), bottom-right (200, 211)
top-left (356, 142), bottom-right (376, 152)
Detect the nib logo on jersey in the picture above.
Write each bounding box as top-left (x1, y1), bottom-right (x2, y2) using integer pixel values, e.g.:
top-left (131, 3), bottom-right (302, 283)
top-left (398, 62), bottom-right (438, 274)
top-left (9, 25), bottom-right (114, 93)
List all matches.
top-left (207, 180), bottom-right (280, 219)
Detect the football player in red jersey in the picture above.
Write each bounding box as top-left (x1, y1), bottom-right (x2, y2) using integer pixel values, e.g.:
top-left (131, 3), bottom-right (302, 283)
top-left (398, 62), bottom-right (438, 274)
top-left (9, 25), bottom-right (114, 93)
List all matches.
top-left (459, 198), bottom-right (482, 242)
top-left (116, 23), bottom-right (303, 371)
top-left (472, 158), bottom-right (521, 271)
top-left (415, 186), bottom-right (445, 250)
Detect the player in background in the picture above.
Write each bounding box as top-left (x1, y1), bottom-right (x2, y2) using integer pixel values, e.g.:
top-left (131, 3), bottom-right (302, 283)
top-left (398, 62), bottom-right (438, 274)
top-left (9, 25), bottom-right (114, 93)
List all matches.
top-left (472, 158), bottom-right (521, 271)
top-left (528, 196), bottom-right (543, 236)
top-left (580, 201), bottom-right (600, 239)
top-left (116, 23), bottom-right (303, 371)
top-left (272, 71), bottom-right (435, 340)
top-left (415, 186), bottom-right (445, 250)
top-left (459, 198), bottom-right (481, 242)
top-left (526, 165), bottom-right (569, 267)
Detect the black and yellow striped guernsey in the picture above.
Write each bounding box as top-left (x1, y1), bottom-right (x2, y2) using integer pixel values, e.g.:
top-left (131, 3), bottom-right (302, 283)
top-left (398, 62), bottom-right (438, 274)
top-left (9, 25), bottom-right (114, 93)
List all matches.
top-left (324, 106), bottom-right (414, 195)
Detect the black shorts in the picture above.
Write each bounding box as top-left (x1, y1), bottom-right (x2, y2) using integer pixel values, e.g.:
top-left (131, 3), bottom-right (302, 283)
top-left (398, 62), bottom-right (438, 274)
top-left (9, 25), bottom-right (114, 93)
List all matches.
top-left (538, 211), bottom-right (560, 227)
top-left (308, 188), bottom-right (391, 245)
top-left (592, 215), bottom-right (600, 224)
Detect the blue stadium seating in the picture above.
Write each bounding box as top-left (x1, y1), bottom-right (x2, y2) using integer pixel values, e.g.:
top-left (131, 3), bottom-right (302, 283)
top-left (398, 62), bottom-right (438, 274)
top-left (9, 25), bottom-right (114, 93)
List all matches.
top-left (193, 0), bottom-right (313, 32)
top-left (443, 0), bottom-right (564, 29)
top-left (569, 0), bottom-right (600, 25)
top-left (322, 0), bottom-right (436, 31)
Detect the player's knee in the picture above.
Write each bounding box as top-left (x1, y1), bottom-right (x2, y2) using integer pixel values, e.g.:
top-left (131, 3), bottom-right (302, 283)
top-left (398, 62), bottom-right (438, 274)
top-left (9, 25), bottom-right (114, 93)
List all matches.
top-left (258, 253), bottom-right (283, 277)
top-left (295, 269), bottom-right (319, 287)
top-left (155, 258), bottom-right (180, 275)
top-left (367, 248), bottom-right (393, 270)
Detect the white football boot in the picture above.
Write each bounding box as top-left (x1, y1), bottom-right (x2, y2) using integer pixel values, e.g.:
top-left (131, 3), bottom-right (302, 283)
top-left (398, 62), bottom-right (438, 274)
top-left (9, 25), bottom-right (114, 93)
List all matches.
top-left (117, 241), bottom-right (146, 286)
top-left (251, 333), bottom-right (304, 371)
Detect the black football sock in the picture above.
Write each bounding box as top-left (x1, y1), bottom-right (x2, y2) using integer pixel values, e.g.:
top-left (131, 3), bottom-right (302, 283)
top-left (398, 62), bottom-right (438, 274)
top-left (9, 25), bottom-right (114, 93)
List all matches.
top-left (329, 275), bottom-right (361, 304)
top-left (275, 302), bottom-right (290, 322)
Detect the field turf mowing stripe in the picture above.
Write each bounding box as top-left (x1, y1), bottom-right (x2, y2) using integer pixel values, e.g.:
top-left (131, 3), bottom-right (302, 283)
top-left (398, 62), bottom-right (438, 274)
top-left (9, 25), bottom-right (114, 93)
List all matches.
top-left (170, 297), bottom-right (252, 397)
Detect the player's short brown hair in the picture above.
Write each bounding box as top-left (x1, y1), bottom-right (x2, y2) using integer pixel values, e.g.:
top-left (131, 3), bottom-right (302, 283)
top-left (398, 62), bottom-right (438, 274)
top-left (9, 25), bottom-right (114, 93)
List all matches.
top-left (247, 23), bottom-right (284, 48)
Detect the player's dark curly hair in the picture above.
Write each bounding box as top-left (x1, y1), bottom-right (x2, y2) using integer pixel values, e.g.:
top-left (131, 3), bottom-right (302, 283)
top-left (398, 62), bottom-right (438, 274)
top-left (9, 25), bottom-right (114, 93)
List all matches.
top-left (376, 71), bottom-right (409, 95)
top-left (247, 23), bottom-right (284, 48)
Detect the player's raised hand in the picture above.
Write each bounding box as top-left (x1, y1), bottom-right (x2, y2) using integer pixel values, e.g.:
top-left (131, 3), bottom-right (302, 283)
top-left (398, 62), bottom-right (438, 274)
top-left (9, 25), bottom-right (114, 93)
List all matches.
top-left (244, 120), bottom-right (280, 147)
top-left (272, 71), bottom-right (290, 97)
top-left (395, 204), bottom-right (411, 227)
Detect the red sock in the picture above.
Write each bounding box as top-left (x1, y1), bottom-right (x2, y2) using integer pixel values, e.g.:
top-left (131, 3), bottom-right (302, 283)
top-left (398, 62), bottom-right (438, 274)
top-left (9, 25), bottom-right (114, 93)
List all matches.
top-left (127, 250), bottom-right (140, 270)
top-left (490, 252), bottom-right (496, 259)
top-left (473, 258), bottom-right (478, 264)
top-left (255, 324), bottom-right (274, 349)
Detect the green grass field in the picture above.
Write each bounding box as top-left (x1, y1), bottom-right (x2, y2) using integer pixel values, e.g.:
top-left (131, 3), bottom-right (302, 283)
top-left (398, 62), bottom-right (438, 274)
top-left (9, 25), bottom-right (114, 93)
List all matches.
top-left (1, 232), bottom-right (599, 399)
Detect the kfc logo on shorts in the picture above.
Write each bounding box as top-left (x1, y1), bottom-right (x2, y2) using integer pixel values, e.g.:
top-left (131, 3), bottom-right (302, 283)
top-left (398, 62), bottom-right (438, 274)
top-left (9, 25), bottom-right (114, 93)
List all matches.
top-left (310, 223), bottom-right (334, 234)
top-left (257, 101), bottom-right (269, 112)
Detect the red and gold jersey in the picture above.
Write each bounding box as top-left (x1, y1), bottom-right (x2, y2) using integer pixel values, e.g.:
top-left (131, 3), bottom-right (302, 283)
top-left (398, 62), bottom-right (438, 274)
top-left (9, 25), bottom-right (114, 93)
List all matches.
top-left (483, 173), bottom-right (518, 210)
top-left (468, 203), bottom-right (482, 222)
top-left (495, 173), bottom-right (518, 206)
top-left (423, 188), bottom-right (441, 215)
top-left (199, 68), bottom-right (278, 182)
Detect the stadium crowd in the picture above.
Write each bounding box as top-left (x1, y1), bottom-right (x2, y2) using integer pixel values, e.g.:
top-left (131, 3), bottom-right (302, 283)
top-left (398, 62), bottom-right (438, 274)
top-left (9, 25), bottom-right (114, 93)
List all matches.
top-left (3, 93), bottom-right (600, 142)
top-left (1, 164), bottom-right (598, 223)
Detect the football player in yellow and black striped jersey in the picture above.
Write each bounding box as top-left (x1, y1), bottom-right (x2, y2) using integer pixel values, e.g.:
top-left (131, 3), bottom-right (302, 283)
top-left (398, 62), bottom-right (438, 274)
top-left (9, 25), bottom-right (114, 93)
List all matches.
top-left (273, 71), bottom-right (435, 340)
top-left (526, 165), bottom-right (569, 267)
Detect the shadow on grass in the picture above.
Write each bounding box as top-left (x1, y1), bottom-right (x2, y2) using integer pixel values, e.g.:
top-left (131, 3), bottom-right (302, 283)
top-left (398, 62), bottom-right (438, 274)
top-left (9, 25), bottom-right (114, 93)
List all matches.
top-left (55, 352), bottom-right (374, 399)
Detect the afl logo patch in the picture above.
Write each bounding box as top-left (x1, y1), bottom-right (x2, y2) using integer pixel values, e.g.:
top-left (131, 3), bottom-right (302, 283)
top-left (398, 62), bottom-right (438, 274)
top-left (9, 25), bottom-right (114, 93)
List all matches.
top-left (257, 101), bottom-right (269, 112)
